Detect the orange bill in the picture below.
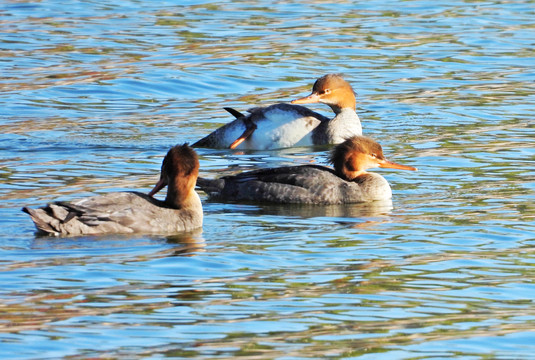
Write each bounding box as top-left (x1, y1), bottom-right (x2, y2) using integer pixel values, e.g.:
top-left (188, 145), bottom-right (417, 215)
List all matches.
top-left (379, 159), bottom-right (417, 171)
top-left (148, 177), bottom-right (167, 197)
top-left (229, 125), bottom-right (256, 149)
top-left (290, 92), bottom-right (321, 104)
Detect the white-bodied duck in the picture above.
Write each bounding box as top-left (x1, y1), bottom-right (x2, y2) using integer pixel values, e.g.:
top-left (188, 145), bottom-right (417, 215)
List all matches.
top-left (197, 136), bottom-right (416, 204)
top-left (23, 144), bottom-right (202, 236)
top-left (193, 74), bottom-right (362, 150)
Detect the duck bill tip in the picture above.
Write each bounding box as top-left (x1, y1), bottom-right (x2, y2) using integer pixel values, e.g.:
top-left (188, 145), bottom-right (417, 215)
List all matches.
top-left (379, 159), bottom-right (417, 171)
top-left (291, 93), bottom-right (321, 104)
top-left (148, 178), bottom-right (167, 197)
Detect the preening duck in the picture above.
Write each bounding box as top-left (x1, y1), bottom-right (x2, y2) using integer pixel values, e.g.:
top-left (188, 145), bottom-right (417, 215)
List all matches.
top-left (23, 144), bottom-right (202, 236)
top-left (193, 74), bottom-right (362, 150)
top-left (197, 136), bottom-right (416, 205)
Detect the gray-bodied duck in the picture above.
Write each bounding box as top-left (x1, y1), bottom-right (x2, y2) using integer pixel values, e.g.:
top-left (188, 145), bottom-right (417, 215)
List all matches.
top-left (197, 136), bottom-right (416, 204)
top-left (23, 144), bottom-right (202, 236)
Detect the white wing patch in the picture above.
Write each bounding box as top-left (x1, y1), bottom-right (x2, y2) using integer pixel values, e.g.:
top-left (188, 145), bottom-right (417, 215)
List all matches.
top-left (238, 107), bottom-right (321, 150)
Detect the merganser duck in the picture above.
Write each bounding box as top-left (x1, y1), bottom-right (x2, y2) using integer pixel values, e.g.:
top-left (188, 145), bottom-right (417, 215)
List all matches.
top-left (197, 136), bottom-right (416, 204)
top-left (22, 144), bottom-right (202, 236)
top-left (193, 74), bottom-right (362, 150)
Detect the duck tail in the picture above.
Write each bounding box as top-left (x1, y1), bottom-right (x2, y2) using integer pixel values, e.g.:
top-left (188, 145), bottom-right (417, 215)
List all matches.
top-left (223, 107), bottom-right (245, 119)
top-left (22, 206), bottom-right (59, 236)
top-left (196, 177), bottom-right (225, 195)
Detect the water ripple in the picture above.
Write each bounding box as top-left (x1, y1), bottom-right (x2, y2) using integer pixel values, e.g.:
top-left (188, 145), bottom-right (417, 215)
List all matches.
top-left (1, 0), bottom-right (534, 359)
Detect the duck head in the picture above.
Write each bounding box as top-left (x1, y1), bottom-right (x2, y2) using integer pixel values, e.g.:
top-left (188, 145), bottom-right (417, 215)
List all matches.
top-left (330, 136), bottom-right (417, 181)
top-left (291, 74), bottom-right (357, 114)
top-left (149, 144), bottom-right (199, 208)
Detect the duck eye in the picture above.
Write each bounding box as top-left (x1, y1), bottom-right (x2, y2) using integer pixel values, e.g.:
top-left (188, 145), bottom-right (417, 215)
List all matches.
top-left (370, 153), bottom-right (377, 158)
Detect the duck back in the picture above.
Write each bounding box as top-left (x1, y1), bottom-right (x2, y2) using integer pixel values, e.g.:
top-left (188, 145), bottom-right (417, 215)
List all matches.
top-left (194, 103), bottom-right (329, 150)
top-left (197, 165), bottom-right (391, 205)
top-left (23, 191), bottom-right (203, 236)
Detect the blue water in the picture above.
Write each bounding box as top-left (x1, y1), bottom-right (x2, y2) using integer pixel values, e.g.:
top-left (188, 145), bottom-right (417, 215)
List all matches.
top-left (1, 0), bottom-right (534, 358)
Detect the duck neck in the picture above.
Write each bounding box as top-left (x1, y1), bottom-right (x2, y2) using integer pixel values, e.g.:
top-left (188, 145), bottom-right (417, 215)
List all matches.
top-left (165, 177), bottom-right (198, 209)
top-left (339, 169), bottom-right (367, 181)
top-left (325, 108), bottom-right (362, 144)
top-left (332, 107), bottom-right (360, 120)
top-left (329, 103), bottom-right (354, 115)
top-left (328, 91), bottom-right (356, 114)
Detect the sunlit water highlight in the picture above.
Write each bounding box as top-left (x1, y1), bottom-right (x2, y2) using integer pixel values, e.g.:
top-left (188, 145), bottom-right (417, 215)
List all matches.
top-left (1, 0), bottom-right (534, 359)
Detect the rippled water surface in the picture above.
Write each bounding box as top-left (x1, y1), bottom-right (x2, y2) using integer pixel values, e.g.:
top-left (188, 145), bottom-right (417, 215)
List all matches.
top-left (1, 0), bottom-right (534, 358)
